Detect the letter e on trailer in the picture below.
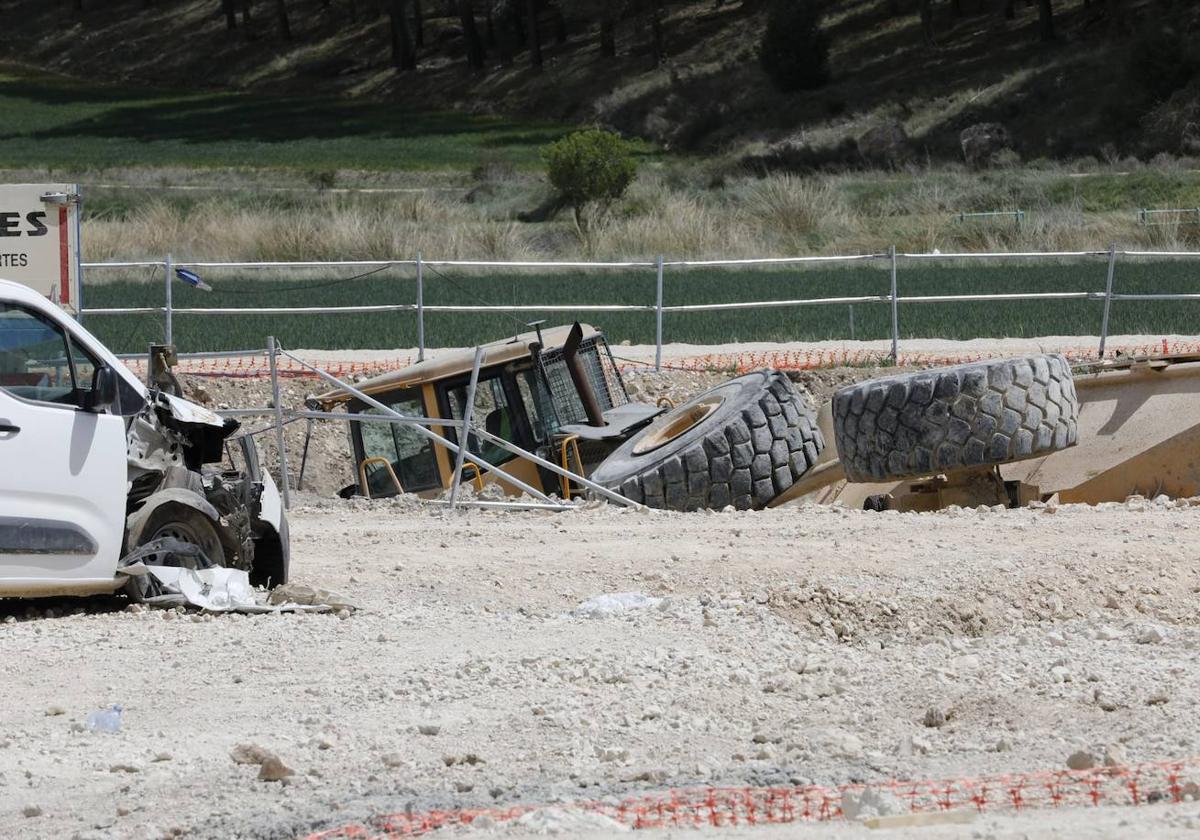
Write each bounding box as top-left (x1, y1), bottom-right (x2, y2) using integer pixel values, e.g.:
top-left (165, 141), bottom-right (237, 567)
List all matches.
top-left (0, 184), bottom-right (81, 314)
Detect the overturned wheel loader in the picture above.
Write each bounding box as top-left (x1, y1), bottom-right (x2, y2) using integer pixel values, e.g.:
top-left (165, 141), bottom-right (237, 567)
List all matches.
top-left (318, 319), bottom-right (1199, 513)
top-left (314, 323), bottom-right (824, 510)
top-left (593, 348), bottom-right (1200, 511)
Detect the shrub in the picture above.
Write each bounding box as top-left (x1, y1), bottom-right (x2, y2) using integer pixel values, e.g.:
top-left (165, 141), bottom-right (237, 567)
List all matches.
top-left (542, 129), bottom-right (639, 229)
top-left (760, 0), bottom-right (830, 93)
top-left (305, 169), bottom-right (337, 190)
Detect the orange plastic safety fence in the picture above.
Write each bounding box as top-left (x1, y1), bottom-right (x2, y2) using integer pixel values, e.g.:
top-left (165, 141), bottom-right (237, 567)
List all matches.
top-left (302, 757), bottom-right (1200, 839)
top-left (631, 338), bottom-right (1200, 375)
top-left (122, 354), bottom-right (415, 381)
top-left (123, 338), bottom-right (1200, 382)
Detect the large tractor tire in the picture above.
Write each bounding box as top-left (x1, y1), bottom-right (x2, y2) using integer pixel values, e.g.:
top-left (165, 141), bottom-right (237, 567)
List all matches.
top-left (591, 370), bottom-right (824, 511)
top-left (833, 354), bottom-right (1079, 483)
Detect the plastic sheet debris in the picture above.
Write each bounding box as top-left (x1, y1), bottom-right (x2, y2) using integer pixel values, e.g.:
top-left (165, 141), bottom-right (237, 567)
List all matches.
top-left (84, 705), bottom-right (123, 734)
top-left (118, 538), bottom-right (346, 614)
top-left (513, 807), bottom-right (629, 834)
top-left (573, 592), bottom-right (662, 618)
top-left (120, 563), bottom-right (264, 611)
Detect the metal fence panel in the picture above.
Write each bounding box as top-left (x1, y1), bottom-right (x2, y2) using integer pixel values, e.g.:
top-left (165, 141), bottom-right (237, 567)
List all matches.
top-left (78, 249), bottom-right (1200, 363)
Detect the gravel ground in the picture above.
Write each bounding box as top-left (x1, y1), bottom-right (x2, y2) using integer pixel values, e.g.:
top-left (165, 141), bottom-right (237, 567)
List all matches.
top-left (2, 495), bottom-right (1199, 838)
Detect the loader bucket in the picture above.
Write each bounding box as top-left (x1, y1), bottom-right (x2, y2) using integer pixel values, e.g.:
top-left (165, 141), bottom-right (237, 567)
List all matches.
top-left (1005, 354), bottom-right (1200, 503)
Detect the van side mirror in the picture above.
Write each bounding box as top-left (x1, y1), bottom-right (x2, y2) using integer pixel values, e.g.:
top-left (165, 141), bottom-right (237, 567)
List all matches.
top-left (86, 366), bottom-right (118, 413)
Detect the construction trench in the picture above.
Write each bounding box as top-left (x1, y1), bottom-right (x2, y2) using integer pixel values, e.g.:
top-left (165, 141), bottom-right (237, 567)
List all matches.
top-left (3, 346), bottom-right (1200, 838)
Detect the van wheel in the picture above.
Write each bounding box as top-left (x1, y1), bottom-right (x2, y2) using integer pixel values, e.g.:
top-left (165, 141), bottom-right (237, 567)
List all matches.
top-left (591, 370), bottom-right (824, 511)
top-left (142, 507), bottom-right (227, 567)
top-left (124, 507), bottom-right (226, 602)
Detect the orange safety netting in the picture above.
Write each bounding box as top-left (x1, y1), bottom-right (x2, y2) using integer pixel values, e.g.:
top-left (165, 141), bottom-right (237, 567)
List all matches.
top-left (302, 756), bottom-right (1200, 838)
top-left (630, 338), bottom-right (1200, 375)
top-left (123, 339), bottom-right (1200, 381)
top-left (122, 354), bottom-right (415, 381)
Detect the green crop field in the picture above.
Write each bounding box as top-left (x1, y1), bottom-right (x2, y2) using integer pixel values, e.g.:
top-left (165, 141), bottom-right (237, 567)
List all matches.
top-left (0, 71), bottom-right (579, 172)
top-left (79, 259), bottom-right (1200, 355)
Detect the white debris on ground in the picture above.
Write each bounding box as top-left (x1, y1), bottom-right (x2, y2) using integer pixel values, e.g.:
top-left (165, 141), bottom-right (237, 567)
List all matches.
top-left (120, 561), bottom-right (355, 614)
top-left (572, 592), bottom-right (662, 618)
top-left (509, 807), bottom-right (629, 835)
top-left (2, 494), bottom-right (1200, 838)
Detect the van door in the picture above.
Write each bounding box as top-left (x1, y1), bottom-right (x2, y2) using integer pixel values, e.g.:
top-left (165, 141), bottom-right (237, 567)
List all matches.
top-left (0, 303), bottom-right (127, 593)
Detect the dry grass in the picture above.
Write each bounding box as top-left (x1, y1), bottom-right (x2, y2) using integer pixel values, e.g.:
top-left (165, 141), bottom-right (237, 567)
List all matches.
top-left (84, 193), bottom-right (541, 264)
top-left (738, 176), bottom-right (857, 251)
top-left (81, 162), bottom-right (1200, 269)
top-left (589, 192), bottom-right (737, 259)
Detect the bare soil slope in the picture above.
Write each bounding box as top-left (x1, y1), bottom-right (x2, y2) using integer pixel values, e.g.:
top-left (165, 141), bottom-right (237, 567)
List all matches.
top-left (0, 0), bottom-right (1191, 158)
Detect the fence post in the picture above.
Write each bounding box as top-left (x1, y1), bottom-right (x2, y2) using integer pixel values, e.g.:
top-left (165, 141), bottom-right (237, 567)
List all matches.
top-left (655, 255), bottom-right (664, 373)
top-left (267, 336), bottom-right (291, 510)
top-left (889, 245), bottom-right (899, 364)
top-left (448, 347), bottom-right (484, 511)
top-left (164, 254), bottom-right (174, 346)
top-left (1098, 243), bottom-right (1117, 359)
top-left (848, 305), bottom-right (855, 341)
top-left (416, 253), bottom-right (425, 363)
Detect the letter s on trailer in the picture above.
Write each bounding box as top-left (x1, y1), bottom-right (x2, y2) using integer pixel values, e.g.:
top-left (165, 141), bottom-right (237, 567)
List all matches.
top-left (0, 278), bottom-right (289, 598)
top-left (0, 184), bottom-right (81, 312)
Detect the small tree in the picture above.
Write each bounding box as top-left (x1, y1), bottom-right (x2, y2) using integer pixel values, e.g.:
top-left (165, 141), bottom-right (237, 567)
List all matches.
top-left (760, 0), bottom-right (830, 92)
top-left (542, 129), bottom-right (639, 231)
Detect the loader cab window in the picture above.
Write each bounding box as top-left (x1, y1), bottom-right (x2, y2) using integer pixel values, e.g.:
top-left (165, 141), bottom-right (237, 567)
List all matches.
top-left (514, 366), bottom-right (553, 444)
top-left (445, 372), bottom-right (518, 467)
top-left (0, 304), bottom-right (100, 409)
top-left (353, 389), bottom-right (439, 496)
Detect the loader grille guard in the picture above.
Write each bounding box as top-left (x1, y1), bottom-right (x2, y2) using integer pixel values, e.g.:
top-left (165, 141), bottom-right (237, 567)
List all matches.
top-left (532, 335), bottom-right (630, 438)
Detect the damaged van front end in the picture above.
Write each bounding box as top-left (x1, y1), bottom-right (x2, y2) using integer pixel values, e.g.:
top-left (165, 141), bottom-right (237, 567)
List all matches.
top-left (122, 390), bottom-right (290, 594)
top-left (0, 279), bottom-right (287, 599)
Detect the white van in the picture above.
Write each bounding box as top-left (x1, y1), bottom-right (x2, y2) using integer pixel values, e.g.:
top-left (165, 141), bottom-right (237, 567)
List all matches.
top-left (0, 278), bottom-right (287, 597)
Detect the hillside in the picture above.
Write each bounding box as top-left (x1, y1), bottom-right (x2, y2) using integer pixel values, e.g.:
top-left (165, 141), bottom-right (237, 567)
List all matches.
top-left (2, 0), bottom-right (1198, 166)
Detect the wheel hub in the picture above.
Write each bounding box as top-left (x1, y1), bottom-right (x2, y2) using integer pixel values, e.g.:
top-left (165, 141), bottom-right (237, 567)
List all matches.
top-left (632, 395), bottom-right (724, 456)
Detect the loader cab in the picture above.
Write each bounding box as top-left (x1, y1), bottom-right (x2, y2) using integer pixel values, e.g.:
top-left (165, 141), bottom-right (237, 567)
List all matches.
top-left (327, 324), bottom-right (663, 501)
top-left (348, 385), bottom-right (442, 498)
top-left (347, 361), bottom-right (550, 499)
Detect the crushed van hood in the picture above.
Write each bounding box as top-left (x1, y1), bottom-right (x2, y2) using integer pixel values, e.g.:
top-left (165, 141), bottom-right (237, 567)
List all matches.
top-left (127, 391), bottom-right (240, 480)
top-left (160, 392), bottom-right (226, 428)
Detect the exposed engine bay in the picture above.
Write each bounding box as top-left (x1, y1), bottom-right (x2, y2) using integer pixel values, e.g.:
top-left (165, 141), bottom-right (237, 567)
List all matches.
top-left (122, 369), bottom-right (287, 588)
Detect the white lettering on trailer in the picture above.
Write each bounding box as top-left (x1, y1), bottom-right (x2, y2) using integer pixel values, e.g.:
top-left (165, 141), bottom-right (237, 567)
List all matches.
top-left (0, 184), bottom-right (81, 312)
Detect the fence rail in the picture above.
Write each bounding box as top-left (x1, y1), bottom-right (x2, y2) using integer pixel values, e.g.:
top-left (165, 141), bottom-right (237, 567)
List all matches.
top-left (1138, 208), bottom-right (1200, 226)
top-left (79, 246), bottom-right (1200, 369)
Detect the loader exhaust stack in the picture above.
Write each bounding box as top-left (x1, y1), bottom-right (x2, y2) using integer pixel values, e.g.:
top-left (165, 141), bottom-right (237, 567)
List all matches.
top-left (563, 321), bottom-right (606, 428)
